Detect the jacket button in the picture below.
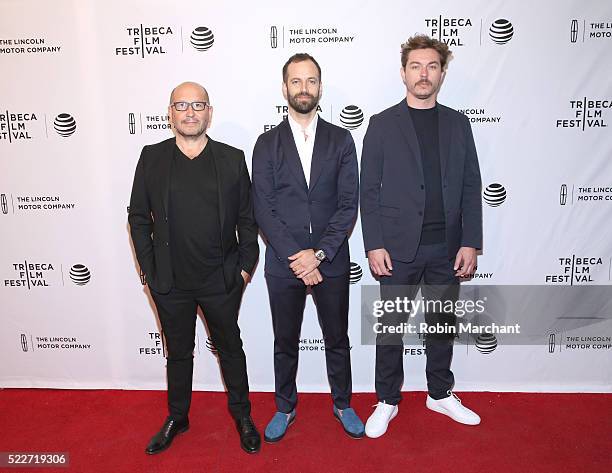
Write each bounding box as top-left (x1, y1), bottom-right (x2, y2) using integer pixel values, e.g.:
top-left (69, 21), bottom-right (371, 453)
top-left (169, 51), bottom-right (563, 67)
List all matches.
top-left (420, 184), bottom-right (424, 190)
top-left (165, 217), bottom-right (168, 222)
top-left (165, 242), bottom-right (169, 246)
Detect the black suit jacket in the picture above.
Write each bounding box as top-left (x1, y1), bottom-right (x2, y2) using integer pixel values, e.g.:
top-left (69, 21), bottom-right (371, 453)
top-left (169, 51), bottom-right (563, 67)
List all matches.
top-left (128, 137), bottom-right (259, 294)
top-left (360, 100), bottom-right (482, 262)
top-left (252, 117), bottom-right (359, 277)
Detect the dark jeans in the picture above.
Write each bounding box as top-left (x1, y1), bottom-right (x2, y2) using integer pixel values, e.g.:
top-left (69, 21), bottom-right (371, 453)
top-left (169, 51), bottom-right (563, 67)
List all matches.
top-left (265, 272), bottom-right (352, 413)
top-left (150, 267), bottom-right (250, 421)
top-left (376, 242), bottom-right (458, 403)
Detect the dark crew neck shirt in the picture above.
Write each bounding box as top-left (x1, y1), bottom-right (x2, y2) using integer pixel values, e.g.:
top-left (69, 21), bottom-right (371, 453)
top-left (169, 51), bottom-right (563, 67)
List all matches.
top-left (408, 104), bottom-right (446, 245)
top-left (168, 143), bottom-right (223, 290)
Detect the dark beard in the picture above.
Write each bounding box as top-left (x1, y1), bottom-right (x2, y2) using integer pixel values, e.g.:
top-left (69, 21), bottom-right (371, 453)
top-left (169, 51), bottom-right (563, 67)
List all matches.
top-left (288, 92), bottom-right (319, 114)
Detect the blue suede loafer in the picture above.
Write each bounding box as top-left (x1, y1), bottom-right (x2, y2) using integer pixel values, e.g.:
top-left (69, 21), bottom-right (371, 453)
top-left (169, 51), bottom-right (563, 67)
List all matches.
top-left (264, 410), bottom-right (296, 443)
top-left (333, 406), bottom-right (365, 439)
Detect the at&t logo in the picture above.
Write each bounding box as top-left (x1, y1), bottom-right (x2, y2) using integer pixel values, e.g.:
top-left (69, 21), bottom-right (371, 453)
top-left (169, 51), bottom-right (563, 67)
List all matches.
top-left (489, 19), bottom-right (513, 44)
top-left (53, 113), bottom-right (76, 137)
top-left (349, 262), bottom-right (363, 284)
top-left (475, 333), bottom-right (497, 354)
top-left (69, 264), bottom-right (91, 286)
top-left (339, 106), bottom-right (364, 130)
top-left (190, 27), bottom-right (214, 51)
top-left (483, 183), bottom-right (507, 207)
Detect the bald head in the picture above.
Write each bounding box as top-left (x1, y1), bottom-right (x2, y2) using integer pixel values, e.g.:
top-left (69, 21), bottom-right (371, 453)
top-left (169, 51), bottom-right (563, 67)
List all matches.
top-left (170, 81), bottom-right (209, 104)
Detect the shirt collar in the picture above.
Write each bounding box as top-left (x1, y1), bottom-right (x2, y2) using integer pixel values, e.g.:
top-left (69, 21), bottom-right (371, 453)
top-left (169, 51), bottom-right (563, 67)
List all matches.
top-left (287, 112), bottom-right (318, 138)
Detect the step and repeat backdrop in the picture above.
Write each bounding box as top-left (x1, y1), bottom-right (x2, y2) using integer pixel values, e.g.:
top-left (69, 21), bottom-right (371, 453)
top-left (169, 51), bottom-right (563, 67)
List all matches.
top-left (1, 0), bottom-right (611, 393)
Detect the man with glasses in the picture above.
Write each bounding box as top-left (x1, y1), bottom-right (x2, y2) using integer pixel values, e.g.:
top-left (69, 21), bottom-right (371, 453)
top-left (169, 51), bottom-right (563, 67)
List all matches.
top-left (128, 81), bottom-right (261, 454)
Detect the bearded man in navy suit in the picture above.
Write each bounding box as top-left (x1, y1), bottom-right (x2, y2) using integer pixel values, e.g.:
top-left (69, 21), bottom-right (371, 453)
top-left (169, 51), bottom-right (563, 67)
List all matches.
top-left (252, 54), bottom-right (364, 441)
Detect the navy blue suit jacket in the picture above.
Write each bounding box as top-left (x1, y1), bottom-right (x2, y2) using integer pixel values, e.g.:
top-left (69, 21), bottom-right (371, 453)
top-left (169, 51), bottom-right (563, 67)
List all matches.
top-left (252, 116), bottom-right (359, 277)
top-left (360, 100), bottom-right (482, 263)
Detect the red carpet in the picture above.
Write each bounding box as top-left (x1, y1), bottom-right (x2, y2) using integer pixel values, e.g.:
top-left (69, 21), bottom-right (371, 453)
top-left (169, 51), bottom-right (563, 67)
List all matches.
top-left (0, 389), bottom-right (610, 472)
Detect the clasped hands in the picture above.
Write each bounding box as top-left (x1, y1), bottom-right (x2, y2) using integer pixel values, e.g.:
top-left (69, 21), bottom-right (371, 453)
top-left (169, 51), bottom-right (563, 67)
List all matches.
top-left (288, 249), bottom-right (322, 286)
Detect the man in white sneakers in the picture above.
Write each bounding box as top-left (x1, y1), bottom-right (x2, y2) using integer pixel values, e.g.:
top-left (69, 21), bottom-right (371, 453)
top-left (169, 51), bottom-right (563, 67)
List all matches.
top-left (360, 34), bottom-right (483, 438)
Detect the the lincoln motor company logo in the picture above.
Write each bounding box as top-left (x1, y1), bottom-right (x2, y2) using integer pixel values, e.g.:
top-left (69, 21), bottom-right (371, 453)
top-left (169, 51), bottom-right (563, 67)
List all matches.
top-left (128, 112), bottom-right (170, 134)
top-left (570, 19), bottom-right (612, 43)
top-left (559, 184), bottom-right (612, 206)
top-left (268, 25), bottom-right (355, 48)
top-left (0, 37), bottom-right (62, 55)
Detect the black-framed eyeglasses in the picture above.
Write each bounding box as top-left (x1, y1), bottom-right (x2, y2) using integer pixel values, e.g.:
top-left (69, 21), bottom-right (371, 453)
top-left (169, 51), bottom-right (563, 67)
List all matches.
top-left (171, 101), bottom-right (209, 111)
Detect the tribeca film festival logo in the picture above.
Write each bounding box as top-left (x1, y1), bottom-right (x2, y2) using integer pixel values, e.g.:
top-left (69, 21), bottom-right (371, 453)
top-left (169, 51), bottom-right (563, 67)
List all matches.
top-left (128, 112), bottom-right (170, 135)
top-left (547, 333), bottom-right (611, 353)
top-left (268, 25), bottom-right (355, 48)
top-left (0, 110), bottom-right (77, 142)
top-left (544, 256), bottom-right (609, 285)
top-left (458, 107), bottom-right (501, 125)
top-left (424, 16), bottom-right (513, 46)
top-left (20, 333), bottom-right (92, 352)
top-left (556, 98), bottom-right (610, 130)
top-left (0, 193), bottom-right (76, 215)
top-left (570, 19), bottom-right (612, 43)
top-left (0, 36), bottom-right (61, 55)
top-left (139, 332), bottom-right (166, 356)
top-left (559, 184), bottom-right (612, 206)
top-left (3, 261), bottom-right (91, 289)
top-left (115, 25), bottom-right (215, 57)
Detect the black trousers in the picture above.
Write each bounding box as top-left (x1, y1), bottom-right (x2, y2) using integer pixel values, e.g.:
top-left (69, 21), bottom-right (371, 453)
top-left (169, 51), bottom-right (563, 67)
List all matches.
top-left (376, 242), bottom-right (458, 403)
top-left (150, 268), bottom-right (250, 421)
top-left (265, 272), bottom-right (352, 413)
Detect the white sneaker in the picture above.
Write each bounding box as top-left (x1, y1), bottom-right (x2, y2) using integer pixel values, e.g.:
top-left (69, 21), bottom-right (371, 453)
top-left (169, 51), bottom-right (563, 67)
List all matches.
top-left (426, 391), bottom-right (481, 425)
top-left (365, 402), bottom-right (398, 438)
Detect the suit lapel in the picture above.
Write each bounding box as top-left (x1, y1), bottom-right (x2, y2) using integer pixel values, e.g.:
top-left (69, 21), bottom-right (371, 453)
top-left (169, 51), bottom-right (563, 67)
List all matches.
top-left (437, 105), bottom-right (451, 186)
top-left (394, 100), bottom-right (424, 178)
top-left (208, 138), bottom-right (226, 231)
top-left (279, 119), bottom-right (308, 192)
top-left (161, 138), bottom-right (175, 217)
top-left (308, 116), bottom-right (328, 195)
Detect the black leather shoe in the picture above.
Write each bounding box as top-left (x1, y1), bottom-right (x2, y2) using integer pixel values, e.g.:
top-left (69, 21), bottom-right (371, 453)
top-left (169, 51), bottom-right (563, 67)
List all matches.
top-left (145, 417), bottom-right (189, 455)
top-left (236, 415), bottom-right (261, 454)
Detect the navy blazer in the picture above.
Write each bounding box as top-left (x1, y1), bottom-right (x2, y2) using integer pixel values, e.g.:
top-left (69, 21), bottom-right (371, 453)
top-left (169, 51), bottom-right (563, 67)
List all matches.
top-left (128, 137), bottom-right (259, 294)
top-left (360, 100), bottom-right (482, 263)
top-left (252, 117), bottom-right (359, 277)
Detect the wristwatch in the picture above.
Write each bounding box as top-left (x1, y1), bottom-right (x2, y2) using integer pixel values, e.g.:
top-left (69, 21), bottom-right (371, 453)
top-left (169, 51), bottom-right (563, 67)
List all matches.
top-left (314, 249), bottom-right (326, 262)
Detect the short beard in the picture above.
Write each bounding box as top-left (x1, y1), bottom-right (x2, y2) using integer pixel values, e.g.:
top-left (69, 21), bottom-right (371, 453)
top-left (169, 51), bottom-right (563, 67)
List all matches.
top-left (174, 121), bottom-right (206, 138)
top-left (288, 92), bottom-right (319, 114)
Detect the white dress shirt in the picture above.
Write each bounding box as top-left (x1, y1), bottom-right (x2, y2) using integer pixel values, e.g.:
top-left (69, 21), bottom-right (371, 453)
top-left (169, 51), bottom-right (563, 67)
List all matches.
top-left (287, 113), bottom-right (318, 188)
